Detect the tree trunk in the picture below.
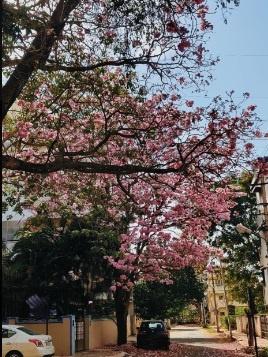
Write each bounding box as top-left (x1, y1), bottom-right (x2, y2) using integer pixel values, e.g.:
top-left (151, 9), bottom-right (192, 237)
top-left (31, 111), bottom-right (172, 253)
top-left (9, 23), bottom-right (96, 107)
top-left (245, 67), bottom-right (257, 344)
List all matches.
top-left (1, 0), bottom-right (80, 121)
top-left (114, 289), bottom-right (131, 345)
top-left (246, 312), bottom-right (254, 347)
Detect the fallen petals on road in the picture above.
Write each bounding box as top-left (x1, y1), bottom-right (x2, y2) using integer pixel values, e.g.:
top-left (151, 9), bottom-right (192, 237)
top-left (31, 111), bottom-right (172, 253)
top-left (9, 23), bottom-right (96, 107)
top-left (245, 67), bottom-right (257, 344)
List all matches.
top-left (111, 342), bottom-right (252, 357)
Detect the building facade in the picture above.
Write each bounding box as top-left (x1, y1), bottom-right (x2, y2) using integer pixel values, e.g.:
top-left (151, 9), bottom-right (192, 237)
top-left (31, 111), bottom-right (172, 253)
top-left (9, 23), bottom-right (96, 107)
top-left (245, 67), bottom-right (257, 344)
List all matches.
top-left (206, 268), bottom-right (247, 326)
top-left (2, 219), bottom-right (24, 251)
top-left (251, 157), bottom-right (268, 307)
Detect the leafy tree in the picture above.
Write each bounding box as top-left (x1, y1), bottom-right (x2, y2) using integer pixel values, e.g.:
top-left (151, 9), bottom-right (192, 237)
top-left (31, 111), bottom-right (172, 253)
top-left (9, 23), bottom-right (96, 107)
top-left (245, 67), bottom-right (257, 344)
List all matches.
top-left (134, 267), bottom-right (204, 320)
top-left (208, 173), bottom-right (264, 307)
top-left (4, 208), bottom-right (120, 315)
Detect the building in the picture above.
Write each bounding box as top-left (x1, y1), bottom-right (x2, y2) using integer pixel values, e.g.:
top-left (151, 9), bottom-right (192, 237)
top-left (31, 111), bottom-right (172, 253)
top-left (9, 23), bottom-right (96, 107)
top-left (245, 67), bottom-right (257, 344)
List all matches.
top-left (206, 268), bottom-right (247, 326)
top-left (2, 219), bottom-right (24, 251)
top-left (251, 157), bottom-right (268, 307)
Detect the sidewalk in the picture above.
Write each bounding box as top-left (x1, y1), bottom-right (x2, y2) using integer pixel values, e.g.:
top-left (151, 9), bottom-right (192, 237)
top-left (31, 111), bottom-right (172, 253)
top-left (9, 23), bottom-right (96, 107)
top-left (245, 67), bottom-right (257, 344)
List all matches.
top-left (231, 329), bottom-right (268, 349)
top-left (212, 326), bottom-right (268, 349)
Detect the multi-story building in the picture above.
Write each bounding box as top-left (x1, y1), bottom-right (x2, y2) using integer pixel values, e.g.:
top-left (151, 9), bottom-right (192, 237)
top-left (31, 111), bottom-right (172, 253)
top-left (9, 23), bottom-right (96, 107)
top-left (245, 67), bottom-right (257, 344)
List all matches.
top-left (206, 268), bottom-right (247, 326)
top-left (2, 219), bottom-right (24, 251)
top-left (251, 156), bottom-right (268, 307)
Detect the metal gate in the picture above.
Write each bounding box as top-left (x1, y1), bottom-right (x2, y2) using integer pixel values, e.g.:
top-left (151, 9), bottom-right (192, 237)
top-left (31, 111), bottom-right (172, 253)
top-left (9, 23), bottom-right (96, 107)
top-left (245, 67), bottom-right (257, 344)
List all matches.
top-left (260, 315), bottom-right (268, 339)
top-left (75, 316), bottom-right (86, 352)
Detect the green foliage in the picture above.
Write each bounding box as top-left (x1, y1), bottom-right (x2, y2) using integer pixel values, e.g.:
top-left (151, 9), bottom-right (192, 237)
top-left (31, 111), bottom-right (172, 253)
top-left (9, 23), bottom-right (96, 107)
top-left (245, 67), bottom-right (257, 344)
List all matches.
top-left (177, 305), bottom-right (200, 324)
top-left (134, 267), bottom-right (204, 320)
top-left (220, 315), bottom-right (237, 329)
top-left (259, 348), bottom-right (268, 357)
top-left (208, 174), bottom-right (263, 306)
top-left (235, 306), bottom-right (247, 316)
top-left (3, 208), bottom-right (120, 316)
top-left (91, 300), bottom-right (115, 319)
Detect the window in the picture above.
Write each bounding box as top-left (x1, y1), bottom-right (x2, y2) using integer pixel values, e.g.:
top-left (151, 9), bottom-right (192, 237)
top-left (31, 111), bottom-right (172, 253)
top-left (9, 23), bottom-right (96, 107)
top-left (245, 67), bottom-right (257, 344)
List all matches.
top-left (140, 322), bottom-right (164, 332)
top-left (219, 295), bottom-right (224, 300)
top-left (17, 327), bottom-right (38, 335)
top-left (2, 329), bottom-right (16, 338)
top-left (220, 312), bottom-right (225, 316)
top-left (2, 329), bottom-right (8, 338)
top-left (215, 280), bottom-right (223, 286)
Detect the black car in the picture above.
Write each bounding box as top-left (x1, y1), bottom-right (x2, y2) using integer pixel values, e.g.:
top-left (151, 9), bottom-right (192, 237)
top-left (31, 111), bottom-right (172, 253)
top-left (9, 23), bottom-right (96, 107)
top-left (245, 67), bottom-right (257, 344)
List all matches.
top-left (137, 320), bottom-right (170, 350)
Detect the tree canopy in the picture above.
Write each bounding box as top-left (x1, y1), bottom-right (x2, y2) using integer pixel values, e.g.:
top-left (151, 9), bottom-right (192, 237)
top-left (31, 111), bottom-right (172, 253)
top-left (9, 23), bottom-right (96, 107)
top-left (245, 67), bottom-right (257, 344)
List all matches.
top-left (134, 267), bottom-right (204, 320)
top-left (4, 208), bottom-right (120, 315)
top-left (208, 173), bottom-right (264, 307)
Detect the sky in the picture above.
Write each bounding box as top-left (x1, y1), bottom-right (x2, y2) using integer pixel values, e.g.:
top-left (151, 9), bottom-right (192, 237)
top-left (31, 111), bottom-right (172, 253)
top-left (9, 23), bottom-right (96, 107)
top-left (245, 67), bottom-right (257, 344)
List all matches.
top-left (205, 0), bottom-right (268, 157)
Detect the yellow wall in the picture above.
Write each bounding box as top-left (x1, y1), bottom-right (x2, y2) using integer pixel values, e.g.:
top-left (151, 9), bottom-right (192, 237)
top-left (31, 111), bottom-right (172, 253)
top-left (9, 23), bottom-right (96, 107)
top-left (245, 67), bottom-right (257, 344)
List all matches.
top-left (85, 316), bottom-right (134, 349)
top-left (8, 317), bottom-right (71, 356)
top-left (86, 318), bottom-right (117, 349)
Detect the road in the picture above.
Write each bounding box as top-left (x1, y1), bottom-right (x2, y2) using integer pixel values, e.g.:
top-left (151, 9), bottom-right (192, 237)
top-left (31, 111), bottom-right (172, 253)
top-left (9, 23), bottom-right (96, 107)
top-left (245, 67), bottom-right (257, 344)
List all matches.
top-left (122, 324), bottom-right (251, 356)
top-left (170, 324), bottom-right (243, 350)
top-left (75, 325), bottom-right (253, 357)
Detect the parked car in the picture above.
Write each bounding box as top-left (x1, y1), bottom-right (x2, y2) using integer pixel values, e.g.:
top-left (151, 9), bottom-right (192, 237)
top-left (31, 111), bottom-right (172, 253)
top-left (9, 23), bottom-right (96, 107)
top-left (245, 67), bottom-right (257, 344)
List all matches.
top-left (2, 325), bottom-right (55, 357)
top-left (137, 320), bottom-right (170, 350)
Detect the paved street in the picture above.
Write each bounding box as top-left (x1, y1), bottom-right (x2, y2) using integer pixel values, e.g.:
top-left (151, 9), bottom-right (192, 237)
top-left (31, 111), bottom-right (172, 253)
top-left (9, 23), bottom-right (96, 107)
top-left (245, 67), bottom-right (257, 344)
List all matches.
top-left (92, 325), bottom-right (252, 357)
top-left (73, 324), bottom-right (268, 357)
top-left (169, 324), bottom-right (243, 350)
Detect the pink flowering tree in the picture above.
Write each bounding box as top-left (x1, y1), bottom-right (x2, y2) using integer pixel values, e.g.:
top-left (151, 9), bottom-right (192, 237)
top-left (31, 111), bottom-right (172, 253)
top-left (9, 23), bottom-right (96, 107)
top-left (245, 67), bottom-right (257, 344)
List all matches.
top-left (2, 67), bottom-right (260, 343)
top-left (2, 0), bottom-right (260, 345)
top-left (2, 0), bottom-right (238, 121)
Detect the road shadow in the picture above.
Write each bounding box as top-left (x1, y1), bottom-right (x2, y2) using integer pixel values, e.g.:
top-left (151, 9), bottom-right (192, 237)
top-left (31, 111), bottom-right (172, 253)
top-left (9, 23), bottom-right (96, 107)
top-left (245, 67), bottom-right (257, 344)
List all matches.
top-left (171, 337), bottom-right (230, 344)
top-left (171, 328), bottom-right (200, 332)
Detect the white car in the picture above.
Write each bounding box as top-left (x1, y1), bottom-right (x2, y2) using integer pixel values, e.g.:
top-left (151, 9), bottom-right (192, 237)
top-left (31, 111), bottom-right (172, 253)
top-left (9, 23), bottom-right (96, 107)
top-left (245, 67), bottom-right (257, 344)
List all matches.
top-left (2, 325), bottom-right (55, 357)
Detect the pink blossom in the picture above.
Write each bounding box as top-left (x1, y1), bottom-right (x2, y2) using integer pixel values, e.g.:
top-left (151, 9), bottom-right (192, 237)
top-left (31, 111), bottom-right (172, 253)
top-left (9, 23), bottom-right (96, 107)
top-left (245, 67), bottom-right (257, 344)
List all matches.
top-left (200, 19), bottom-right (213, 31)
top-left (119, 274), bottom-right (127, 281)
top-left (132, 40), bottom-right (142, 48)
top-left (110, 285), bottom-right (116, 292)
top-left (178, 39), bottom-right (191, 52)
top-left (185, 100), bottom-right (194, 107)
top-left (166, 21), bottom-right (178, 33)
top-left (104, 30), bottom-right (117, 39)
top-left (254, 130), bottom-right (262, 138)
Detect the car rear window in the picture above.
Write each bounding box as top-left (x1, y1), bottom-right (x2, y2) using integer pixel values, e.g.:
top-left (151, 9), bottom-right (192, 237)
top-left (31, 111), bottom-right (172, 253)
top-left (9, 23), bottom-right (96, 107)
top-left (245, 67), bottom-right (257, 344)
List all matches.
top-left (17, 327), bottom-right (39, 335)
top-left (140, 322), bottom-right (165, 331)
top-left (2, 329), bottom-right (16, 338)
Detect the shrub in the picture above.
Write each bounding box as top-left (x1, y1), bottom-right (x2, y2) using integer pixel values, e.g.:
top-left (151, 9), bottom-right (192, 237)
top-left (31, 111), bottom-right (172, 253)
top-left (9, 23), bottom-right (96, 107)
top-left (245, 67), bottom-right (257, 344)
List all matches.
top-left (259, 348), bottom-right (268, 357)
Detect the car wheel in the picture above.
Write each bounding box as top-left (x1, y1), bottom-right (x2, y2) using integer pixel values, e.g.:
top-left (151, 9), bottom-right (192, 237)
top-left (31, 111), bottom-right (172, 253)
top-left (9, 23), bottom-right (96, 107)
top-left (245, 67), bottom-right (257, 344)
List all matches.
top-left (6, 351), bottom-right (23, 357)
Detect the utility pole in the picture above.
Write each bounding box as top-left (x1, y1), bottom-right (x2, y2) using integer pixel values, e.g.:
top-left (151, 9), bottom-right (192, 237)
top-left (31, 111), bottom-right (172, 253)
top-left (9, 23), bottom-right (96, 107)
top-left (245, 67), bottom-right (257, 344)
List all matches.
top-left (219, 260), bottom-right (233, 340)
top-left (247, 288), bottom-right (259, 357)
top-left (211, 269), bottom-right (220, 332)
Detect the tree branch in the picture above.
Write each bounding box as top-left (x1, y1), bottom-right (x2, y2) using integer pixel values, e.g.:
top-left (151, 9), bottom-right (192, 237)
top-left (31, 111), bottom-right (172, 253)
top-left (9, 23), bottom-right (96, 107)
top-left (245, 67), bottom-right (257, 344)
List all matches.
top-left (2, 155), bottom-right (181, 175)
top-left (1, 0), bottom-right (80, 121)
top-left (41, 58), bottom-right (155, 72)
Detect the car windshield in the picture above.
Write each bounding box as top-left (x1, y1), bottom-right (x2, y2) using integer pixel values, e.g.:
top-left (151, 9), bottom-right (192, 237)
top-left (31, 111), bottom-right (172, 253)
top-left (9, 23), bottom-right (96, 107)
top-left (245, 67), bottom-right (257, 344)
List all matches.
top-left (140, 322), bottom-right (164, 332)
top-left (17, 327), bottom-right (39, 335)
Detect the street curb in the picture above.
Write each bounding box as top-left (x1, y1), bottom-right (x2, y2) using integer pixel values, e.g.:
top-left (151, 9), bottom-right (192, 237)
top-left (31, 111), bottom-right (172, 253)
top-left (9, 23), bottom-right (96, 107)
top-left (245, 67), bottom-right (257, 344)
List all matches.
top-left (71, 350), bottom-right (130, 357)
